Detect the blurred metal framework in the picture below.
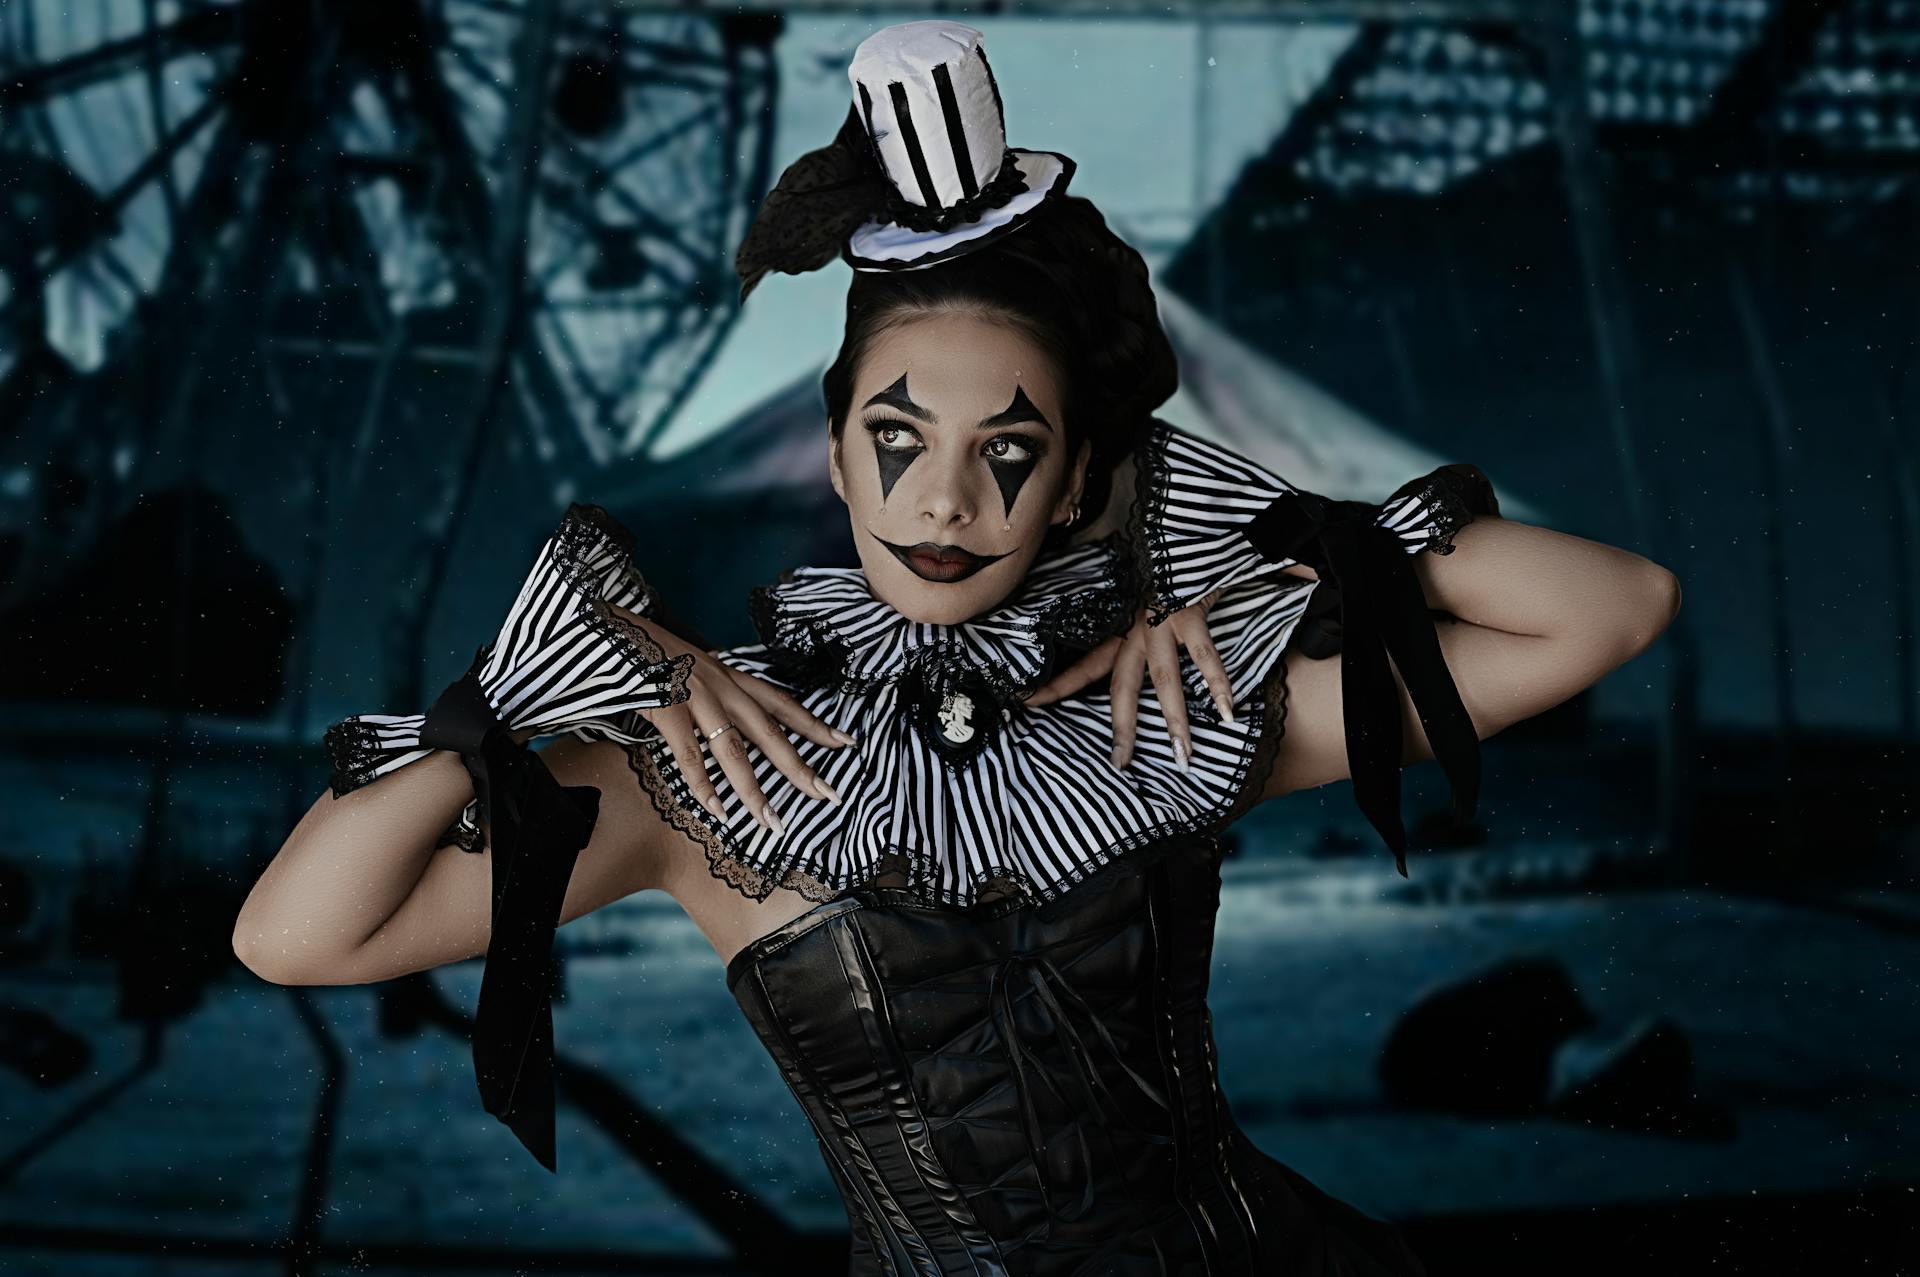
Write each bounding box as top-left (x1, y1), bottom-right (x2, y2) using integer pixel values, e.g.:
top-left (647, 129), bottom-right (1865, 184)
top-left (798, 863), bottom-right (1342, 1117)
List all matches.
top-left (1195, 0), bottom-right (1919, 859)
top-left (0, 0), bottom-right (781, 614)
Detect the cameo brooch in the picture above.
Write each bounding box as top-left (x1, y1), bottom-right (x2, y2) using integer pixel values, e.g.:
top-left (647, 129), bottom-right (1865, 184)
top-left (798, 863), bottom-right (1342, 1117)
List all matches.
top-left (899, 650), bottom-right (1005, 767)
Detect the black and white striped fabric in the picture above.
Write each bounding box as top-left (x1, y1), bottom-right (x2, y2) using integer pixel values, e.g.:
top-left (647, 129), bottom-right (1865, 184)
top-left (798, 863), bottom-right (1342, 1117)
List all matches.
top-left (594, 532), bottom-right (1321, 910)
top-left (853, 22), bottom-right (1007, 219)
top-left (324, 503), bottom-right (693, 847)
top-left (1134, 419), bottom-right (1497, 877)
top-left (1137, 418), bottom-right (1477, 625)
top-left (321, 503), bottom-right (698, 1173)
top-left (748, 546), bottom-right (1127, 700)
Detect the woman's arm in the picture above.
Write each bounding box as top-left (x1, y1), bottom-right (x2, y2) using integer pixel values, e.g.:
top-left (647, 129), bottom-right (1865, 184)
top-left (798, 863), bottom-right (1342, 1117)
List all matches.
top-left (232, 736), bottom-right (668, 986)
top-left (1260, 516), bottom-right (1680, 801)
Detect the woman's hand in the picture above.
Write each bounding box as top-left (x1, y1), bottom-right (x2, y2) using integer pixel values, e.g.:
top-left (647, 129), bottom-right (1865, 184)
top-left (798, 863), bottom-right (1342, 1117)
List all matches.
top-left (1023, 590), bottom-right (1233, 771)
top-left (586, 604), bottom-right (852, 834)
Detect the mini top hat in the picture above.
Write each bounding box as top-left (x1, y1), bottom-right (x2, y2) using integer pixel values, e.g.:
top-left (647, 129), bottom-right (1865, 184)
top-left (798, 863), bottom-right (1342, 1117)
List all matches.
top-left (843, 21), bottom-right (1076, 271)
top-left (735, 20), bottom-right (1077, 301)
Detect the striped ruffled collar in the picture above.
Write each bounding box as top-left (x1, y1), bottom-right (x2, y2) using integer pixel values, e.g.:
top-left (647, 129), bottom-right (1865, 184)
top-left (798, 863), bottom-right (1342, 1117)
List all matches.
top-left (741, 535), bottom-right (1139, 766)
top-left (612, 519), bottom-right (1308, 913)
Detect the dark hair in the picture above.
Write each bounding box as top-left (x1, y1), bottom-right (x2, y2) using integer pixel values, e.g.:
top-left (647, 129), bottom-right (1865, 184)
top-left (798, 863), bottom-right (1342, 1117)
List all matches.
top-left (819, 195), bottom-right (1178, 549)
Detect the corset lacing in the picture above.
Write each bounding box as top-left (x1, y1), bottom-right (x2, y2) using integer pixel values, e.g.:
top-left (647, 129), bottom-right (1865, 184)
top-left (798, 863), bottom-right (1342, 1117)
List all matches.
top-left (986, 944), bottom-right (1175, 1246)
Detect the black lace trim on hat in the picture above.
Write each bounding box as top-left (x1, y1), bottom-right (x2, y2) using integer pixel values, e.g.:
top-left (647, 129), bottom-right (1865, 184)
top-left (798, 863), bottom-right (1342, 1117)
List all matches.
top-left (736, 104), bottom-right (892, 303)
top-left (841, 152), bottom-right (1078, 274)
top-left (882, 147), bottom-right (1027, 233)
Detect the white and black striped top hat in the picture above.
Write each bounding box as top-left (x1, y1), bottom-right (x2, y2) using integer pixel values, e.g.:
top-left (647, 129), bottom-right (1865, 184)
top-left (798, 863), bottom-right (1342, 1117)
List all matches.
top-left (842, 20), bottom-right (1076, 273)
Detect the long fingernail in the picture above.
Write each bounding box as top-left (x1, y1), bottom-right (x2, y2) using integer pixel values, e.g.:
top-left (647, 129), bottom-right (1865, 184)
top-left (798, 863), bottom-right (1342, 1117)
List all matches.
top-left (813, 776), bottom-right (841, 804)
top-left (1216, 697), bottom-right (1236, 725)
top-left (762, 806), bottom-right (786, 837)
top-left (1173, 737), bottom-right (1190, 774)
top-left (704, 793), bottom-right (726, 820)
top-left (830, 727), bottom-right (855, 745)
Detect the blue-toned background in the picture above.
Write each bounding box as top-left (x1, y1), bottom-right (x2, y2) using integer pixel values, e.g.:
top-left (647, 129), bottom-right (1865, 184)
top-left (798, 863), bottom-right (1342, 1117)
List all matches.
top-left (1, 2), bottom-right (1915, 1273)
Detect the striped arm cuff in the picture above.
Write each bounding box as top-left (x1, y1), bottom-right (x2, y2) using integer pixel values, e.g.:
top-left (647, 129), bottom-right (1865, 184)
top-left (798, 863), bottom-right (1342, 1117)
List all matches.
top-left (1373, 462), bottom-right (1502, 559)
top-left (323, 503), bottom-right (696, 852)
top-left (316, 503), bottom-right (698, 1172)
top-left (1135, 419), bottom-right (1499, 623)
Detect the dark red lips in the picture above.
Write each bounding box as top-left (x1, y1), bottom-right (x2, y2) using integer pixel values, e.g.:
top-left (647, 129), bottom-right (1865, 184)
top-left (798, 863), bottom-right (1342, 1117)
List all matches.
top-left (877, 537), bottom-right (1011, 583)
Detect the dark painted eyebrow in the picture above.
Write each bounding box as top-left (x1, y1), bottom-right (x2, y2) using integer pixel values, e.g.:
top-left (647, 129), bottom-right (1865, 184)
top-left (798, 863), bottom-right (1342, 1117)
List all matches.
top-left (980, 386), bottom-right (1054, 434)
top-left (862, 376), bottom-right (933, 423)
top-left (862, 375), bottom-right (1054, 434)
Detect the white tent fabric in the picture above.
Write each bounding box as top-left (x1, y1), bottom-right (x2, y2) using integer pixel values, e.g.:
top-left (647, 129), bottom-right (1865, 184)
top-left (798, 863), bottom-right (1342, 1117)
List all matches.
top-left (1153, 288), bottom-right (1537, 521)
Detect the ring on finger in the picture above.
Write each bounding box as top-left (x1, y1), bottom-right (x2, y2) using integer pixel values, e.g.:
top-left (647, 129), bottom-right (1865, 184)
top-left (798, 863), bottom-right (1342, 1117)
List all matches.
top-left (705, 721), bottom-right (738, 742)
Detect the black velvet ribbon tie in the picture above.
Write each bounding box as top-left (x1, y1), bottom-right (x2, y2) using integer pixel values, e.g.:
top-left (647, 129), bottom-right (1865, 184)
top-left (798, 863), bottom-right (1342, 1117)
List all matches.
top-left (1241, 492), bottom-right (1482, 876)
top-left (418, 653), bottom-right (603, 1173)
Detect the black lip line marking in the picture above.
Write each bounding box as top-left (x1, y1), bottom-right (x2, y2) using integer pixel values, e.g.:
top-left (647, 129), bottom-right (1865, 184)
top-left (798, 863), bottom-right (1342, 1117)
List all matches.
top-left (871, 532), bottom-right (1012, 583)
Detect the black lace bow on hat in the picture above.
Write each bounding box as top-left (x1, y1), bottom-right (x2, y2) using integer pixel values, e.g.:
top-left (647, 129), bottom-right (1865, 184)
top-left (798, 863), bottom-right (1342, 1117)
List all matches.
top-left (734, 103), bottom-right (1028, 303)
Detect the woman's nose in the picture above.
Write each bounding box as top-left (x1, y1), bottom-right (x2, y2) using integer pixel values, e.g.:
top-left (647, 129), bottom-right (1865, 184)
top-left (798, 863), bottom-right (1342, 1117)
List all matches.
top-left (915, 452), bottom-right (978, 529)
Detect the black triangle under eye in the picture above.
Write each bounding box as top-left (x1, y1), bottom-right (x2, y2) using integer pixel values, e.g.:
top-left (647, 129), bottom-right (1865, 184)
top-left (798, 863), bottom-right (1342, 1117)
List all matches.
top-left (875, 434), bottom-right (917, 500)
top-left (989, 451), bottom-right (1040, 518)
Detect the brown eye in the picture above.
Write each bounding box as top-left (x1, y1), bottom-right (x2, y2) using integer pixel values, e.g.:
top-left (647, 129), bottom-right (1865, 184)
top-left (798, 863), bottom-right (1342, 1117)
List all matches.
top-left (984, 436), bottom-right (1038, 463)
top-left (863, 420), bottom-right (923, 452)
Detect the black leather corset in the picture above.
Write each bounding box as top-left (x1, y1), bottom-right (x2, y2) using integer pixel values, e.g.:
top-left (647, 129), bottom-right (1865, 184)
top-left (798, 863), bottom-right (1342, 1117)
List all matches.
top-left (725, 833), bottom-right (1428, 1277)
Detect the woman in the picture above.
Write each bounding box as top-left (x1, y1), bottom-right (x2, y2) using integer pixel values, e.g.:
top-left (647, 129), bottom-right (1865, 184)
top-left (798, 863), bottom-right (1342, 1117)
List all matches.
top-left (235, 22), bottom-right (1679, 1274)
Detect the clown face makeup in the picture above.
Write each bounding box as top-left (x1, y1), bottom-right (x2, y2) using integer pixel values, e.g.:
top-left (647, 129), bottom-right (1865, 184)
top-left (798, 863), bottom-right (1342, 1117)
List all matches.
top-left (829, 311), bottom-right (1090, 626)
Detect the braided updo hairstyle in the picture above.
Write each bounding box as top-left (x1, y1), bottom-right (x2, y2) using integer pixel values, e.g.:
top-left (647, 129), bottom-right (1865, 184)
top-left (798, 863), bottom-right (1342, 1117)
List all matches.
top-left (818, 195), bottom-right (1178, 552)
